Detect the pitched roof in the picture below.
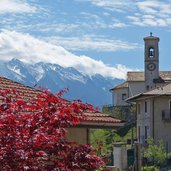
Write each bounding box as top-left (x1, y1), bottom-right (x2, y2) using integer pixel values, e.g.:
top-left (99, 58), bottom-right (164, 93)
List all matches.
top-left (127, 72), bottom-right (144, 81)
top-left (110, 71), bottom-right (171, 91)
top-left (127, 71), bottom-right (171, 82)
top-left (110, 81), bottom-right (128, 91)
top-left (80, 111), bottom-right (125, 128)
top-left (143, 83), bottom-right (171, 95)
top-left (0, 76), bottom-right (124, 128)
top-left (127, 83), bottom-right (171, 102)
top-left (0, 76), bottom-right (41, 99)
top-left (160, 72), bottom-right (171, 81)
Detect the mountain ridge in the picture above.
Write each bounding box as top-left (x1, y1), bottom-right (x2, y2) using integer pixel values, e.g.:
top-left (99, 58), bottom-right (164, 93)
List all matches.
top-left (0, 58), bottom-right (123, 106)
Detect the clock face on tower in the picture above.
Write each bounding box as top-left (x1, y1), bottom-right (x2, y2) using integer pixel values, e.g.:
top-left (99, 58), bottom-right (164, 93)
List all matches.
top-left (147, 62), bottom-right (156, 71)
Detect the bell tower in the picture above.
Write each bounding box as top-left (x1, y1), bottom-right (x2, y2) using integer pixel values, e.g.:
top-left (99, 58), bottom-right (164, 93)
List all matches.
top-left (144, 33), bottom-right (160, 91)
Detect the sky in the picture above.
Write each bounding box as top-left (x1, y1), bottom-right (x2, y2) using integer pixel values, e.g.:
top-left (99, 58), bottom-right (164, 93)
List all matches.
top-left (0, 0), bottom-right (171, 80)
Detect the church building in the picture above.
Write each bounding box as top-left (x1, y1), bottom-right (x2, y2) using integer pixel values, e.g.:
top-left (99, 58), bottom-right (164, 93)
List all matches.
top-left (111, 34), bottom-right (171, 151)
top-left (110, 33), bottom-right (171, 107)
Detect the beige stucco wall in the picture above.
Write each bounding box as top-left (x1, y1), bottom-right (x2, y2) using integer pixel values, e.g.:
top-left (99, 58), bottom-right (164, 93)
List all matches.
top-left (112, 87), bottom-right (129, 106)
top-left (112, 81), bottom-right (145, 107)
top-left (128, 82), bottom-right (145, 97)
top-left (66, 127), bottom-right (88, 145)
top-left (114, 146), bottom-right (127, 170)
top-left (137, 99), bottom-right (152, 143)
top-left (137, 96), bottom-right (171, 152)
top-left (153, 97), bottom-right (171, 152)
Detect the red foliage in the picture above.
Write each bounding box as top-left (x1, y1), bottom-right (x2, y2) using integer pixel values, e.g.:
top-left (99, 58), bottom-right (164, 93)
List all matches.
top-left (0, 89), bottom-right (104, 170)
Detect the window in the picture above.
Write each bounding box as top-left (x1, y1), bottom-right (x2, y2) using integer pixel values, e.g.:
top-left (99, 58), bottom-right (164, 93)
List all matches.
top-left (169, 100), bottom-right (171, 119)
top-left (137, 103), bottom-right (140, 114)
top-left (146, 85), bottom-right (149, 91)
top-left (145, 126), bottom-right (148, 143)
top-left (138, 126), bottom-right (140, 142)
top-left (122, 93), bottom-right (127, 100)
top-left (149, 47), bottom-right (154, 58)
top-left (145, 101), bottom-right (147, 113)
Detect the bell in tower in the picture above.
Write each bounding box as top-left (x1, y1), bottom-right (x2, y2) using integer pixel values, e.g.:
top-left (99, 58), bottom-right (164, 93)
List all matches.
top-left (149, 47), bottom-right (154, 58)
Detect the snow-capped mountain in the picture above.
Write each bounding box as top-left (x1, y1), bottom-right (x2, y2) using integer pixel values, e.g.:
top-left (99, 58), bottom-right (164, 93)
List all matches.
top-left (0, 59), bottom-right (123, 106)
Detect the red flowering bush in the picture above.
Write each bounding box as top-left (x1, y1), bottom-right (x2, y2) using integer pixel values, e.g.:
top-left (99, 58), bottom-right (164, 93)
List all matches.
top-left (0, 89), bottom-right (104, 170)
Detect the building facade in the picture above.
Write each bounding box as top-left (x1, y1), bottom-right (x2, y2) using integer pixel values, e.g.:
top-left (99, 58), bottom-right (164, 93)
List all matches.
top-left (127, 84), bottom-right (171, 152)
top-left (111, 34), bottom-right (171, 151)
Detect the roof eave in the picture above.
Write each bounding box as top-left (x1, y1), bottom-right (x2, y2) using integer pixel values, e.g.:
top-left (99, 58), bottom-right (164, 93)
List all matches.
top-left (77, 121), bottom-right (125, 129)
top-left (126, 93), bottom-right (143, 102)
top-left (126, 93), bottom-right (171, 102)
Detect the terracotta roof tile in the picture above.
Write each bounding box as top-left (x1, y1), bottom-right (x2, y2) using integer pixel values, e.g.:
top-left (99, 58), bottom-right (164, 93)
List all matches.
top-left (79, 111), bottom-right (125, 128)
top-left (83, 111), bottom-right (123, 123)
top-left (0, 76), bottom-right (41, 99)
top-left (0, 76), bottom-right (124, 128)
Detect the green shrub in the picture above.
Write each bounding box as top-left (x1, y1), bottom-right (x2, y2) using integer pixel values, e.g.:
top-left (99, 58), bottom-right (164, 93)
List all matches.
top-left (144, 137), bottom-right (166, 167)
top-left (142, 166), bottom-right (159, 171)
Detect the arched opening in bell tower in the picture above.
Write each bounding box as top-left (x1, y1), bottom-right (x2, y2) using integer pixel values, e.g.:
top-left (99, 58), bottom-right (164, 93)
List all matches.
top-left (149, 47), bottom-right (154, 58)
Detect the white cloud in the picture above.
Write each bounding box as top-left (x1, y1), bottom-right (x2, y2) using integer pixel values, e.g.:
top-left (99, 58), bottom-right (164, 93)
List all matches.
top-left (81, 0), bottom-right (171, 27)
top-left (0, 30), bottom-right (135, 80)
top-left (46, 35), bottom-right (139, 52)
top-left (137, 1), bottom-right (171, 15)
top-left (80, 12), bottom-right (128, 29)
top-left (109, 23), bottom-right (127, 28)
top-left (78, 0), bottom-right (135, 12)
top-left (128, 12), bottom-right (171, 27)
top-left (110, 18), bottom-right (128, 28)
top-left (17, 23), bottom-right (81, 34)
top-left (129, 1), bottom-right (171, 27)
top-left (127, 16), bottom-right (145, 26)
top-left (0, 0), bottom-right (37, 14)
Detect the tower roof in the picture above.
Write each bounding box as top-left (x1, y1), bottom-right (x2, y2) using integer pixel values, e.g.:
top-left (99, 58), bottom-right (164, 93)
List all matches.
top-left (144, 33), bottom-right (159, 41)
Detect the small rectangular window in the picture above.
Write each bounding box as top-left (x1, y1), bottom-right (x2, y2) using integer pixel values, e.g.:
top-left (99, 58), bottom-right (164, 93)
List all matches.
top-left (169, 101), bottom-right (171, 118)
top-left (122, 93), bottom-right (127, 100)
top-left (146, 85), bottom-right (149, 91)
top-left (137, 103), bottom-right (140, 114)
top-left (145, 101), bottom-right (147, 113)
top-left (145, 126), bottom-right (148, 143)
top-left (138, 126), bottom-right (140, 142)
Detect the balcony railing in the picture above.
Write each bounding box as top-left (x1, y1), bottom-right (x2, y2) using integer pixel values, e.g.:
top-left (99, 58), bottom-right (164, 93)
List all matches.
top-left (162, 110), bottom-right (171, 121)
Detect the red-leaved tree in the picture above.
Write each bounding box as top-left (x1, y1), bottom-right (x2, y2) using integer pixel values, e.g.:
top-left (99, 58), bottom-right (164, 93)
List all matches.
top-left (0, 89), bottom-right (104, 171)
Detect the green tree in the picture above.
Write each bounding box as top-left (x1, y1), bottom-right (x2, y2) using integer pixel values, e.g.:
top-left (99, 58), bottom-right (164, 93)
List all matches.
top-left (144, 137), bottom-right (166, 167)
